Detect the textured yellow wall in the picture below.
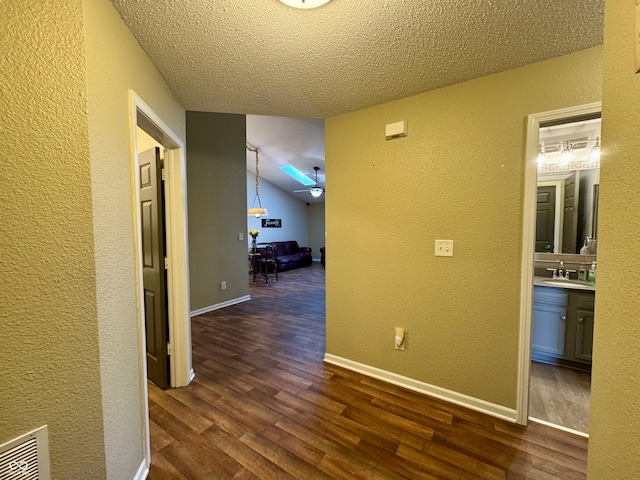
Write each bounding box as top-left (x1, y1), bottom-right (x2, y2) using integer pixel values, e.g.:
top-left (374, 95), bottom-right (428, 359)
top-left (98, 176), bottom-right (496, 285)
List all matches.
top-left (587, 2), bottom-right (640, 478)
top-left (326, 47), bottom-right (602, 408)
top-left (0, 1), bottom-right (106, 478)
top-left (83, 0), bottom-right (186, 478)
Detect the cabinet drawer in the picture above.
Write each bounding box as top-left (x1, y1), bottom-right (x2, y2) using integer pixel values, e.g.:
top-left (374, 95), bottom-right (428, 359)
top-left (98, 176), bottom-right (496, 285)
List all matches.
top-left (576, 292), bottom-right (595, 309)
top-left (533, 286), bottom-right (569, 308)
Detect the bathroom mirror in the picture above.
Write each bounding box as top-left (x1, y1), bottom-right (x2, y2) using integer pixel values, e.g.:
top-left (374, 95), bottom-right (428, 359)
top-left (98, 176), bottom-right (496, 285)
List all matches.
top-left (535, 117), bottom-right (601, 254)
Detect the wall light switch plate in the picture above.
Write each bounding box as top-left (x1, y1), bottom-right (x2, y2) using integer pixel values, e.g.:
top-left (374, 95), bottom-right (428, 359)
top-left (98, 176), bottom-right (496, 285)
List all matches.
top-left (435, 239), bottom-right (454, 257)
top-left (239, 233), bottom-right (244, 241)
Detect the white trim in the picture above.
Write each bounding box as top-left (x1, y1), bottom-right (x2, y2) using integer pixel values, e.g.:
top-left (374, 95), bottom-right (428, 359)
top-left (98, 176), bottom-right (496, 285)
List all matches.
top-left (190, 295), bottom-right (251, 317)
top-left (324, 354), bottom-right (517, 423)
top-left (129, 91), bottom-right (192, 473)
top-left (164, 146), bottom-right (192, 388)
top-left (132, 459), bottom-right (149, 480)
top-left (529, 417), bottom-right (589, 438)
top-left (517, 102), bottom-right (602, 425)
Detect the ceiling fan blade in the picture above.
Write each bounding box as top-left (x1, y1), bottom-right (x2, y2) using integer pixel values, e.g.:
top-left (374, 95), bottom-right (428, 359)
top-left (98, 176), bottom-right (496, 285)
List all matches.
top-left (293, 189), bottom-right (310, 193)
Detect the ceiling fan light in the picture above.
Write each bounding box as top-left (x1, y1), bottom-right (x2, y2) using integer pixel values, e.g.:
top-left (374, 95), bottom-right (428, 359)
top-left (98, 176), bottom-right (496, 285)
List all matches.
top-left (310, 187), bottom-right (323, 198)
top-left (279, 0), bottom-right (331, 9)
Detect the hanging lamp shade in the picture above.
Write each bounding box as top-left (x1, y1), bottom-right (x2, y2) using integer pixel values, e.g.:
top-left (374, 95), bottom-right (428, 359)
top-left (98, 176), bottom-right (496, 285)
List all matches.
top-left (248, 206), bottom-right (269, 217)
top-left (247, 145), bottom-right (268, 218)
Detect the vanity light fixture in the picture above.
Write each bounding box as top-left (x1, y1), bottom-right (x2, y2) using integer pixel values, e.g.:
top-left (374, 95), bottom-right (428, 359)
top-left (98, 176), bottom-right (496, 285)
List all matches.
top-left (278, 0), bottom-right (332, 9)
top-left (247, 144), bottom-right (269, 218)
top-left (559, 142), bottom-right (573, 165)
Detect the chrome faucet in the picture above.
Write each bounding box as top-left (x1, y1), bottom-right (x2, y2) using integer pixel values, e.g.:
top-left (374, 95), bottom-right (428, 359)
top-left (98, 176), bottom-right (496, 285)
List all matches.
top-left (546, 260), bottom-right (576, 280)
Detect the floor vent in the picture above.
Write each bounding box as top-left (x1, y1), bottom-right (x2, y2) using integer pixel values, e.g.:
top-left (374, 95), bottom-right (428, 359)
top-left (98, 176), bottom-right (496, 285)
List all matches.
top-left (0, 426), bottom-right (50, 480)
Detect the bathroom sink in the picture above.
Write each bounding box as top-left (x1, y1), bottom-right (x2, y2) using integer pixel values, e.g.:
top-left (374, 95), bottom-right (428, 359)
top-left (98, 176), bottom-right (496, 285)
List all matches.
top-left (535, 277), bottom-right (595, 291)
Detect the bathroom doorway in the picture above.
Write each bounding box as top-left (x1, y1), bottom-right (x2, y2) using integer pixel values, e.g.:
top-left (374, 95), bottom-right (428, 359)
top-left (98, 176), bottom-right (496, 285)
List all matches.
top-left (517, 102), bottom-right (601, 435)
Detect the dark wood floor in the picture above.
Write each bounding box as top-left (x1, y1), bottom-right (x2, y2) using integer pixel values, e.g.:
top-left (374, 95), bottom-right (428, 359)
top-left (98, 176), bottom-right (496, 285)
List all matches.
top-left (529, 361), bottom-right (591, 434)
top-left (148, 263), bottom-right (588, 479)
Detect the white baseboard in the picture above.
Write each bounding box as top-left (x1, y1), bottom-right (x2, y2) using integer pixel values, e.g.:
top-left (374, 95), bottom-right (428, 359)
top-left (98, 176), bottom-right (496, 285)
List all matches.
top-left (190, 295), bottom-right (251, 317)
top-left (133, 459), bottom-right (149, 480)
top-left (529, 417), bottom-right (589, 438)
top-left (323, 354), bottom-right (517, 423)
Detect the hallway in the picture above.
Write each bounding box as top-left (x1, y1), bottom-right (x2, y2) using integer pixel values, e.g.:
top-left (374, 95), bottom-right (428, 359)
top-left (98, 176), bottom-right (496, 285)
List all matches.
top-left (148, 264), bottom-right (588, 479)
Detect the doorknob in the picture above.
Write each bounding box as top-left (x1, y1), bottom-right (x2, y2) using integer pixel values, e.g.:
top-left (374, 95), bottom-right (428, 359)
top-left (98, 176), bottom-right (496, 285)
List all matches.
top-left (561, 315), bottom-right (567, 321)
top-left (578, 317), bottom-right (584, 324)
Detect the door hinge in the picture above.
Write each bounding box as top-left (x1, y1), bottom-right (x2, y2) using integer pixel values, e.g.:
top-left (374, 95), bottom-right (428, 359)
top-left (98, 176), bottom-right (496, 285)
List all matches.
top-left (161, 168), bottom-right (166, 181)
top-left (167, 343), bottom-right (174, 356)
top-left (164, 257), bottom-right (169, 270)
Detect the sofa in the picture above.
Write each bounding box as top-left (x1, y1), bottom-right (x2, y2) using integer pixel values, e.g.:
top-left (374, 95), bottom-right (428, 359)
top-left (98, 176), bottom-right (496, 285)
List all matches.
top-left (262, 241), bottom-right (312, 272)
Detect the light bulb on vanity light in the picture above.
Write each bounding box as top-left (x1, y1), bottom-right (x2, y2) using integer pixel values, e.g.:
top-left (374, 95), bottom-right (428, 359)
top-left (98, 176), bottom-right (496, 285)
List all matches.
top-left (536, 144), bottom-right (546, 165)
top-left (559, 142), bottom-right (573, 165)
top-left (590, 137), bottom-right (601, 163)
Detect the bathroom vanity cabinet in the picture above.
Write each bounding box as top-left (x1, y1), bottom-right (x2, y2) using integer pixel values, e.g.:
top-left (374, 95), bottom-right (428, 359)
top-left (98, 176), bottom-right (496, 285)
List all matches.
top-left (532, 284), bottom-right (595, 370)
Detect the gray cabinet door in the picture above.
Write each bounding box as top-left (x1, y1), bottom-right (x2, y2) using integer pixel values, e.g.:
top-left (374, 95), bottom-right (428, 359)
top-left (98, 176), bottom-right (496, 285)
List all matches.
top-left (574, 308), bottom-right (595, 363)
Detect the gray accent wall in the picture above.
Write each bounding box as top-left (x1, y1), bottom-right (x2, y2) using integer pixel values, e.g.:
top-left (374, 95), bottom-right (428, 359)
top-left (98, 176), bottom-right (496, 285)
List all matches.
top-left (187, 111), bottom-right (249, 311)
top-left (308, 203), bottom-right (326, 262)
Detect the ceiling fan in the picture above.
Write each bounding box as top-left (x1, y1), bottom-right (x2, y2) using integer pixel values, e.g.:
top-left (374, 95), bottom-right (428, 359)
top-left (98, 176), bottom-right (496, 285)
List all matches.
top-left (295, 166), bottom-right (325, 198)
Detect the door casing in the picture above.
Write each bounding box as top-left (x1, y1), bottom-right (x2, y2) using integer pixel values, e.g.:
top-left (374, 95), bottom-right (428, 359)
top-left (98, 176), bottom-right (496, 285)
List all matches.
top-left (130, 91), bottom-right (192, 470)
top-left (516, 101), bottom-right (601, 426)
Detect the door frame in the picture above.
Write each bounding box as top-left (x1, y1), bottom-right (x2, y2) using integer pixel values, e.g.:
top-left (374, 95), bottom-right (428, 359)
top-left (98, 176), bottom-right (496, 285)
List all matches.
top-left (129, 91), bottom-right (193, 466)
top-left (516, 101), bottom-right (601, 425)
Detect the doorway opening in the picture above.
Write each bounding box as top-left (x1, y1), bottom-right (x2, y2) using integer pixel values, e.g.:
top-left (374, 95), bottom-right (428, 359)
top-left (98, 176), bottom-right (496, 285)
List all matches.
top-left (517, 102), bottom-right (601, 435)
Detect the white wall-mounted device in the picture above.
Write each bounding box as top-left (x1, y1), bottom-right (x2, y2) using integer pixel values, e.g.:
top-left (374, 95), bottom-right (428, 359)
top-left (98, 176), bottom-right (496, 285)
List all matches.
top-left (385, 120), bottom-right (407, 140)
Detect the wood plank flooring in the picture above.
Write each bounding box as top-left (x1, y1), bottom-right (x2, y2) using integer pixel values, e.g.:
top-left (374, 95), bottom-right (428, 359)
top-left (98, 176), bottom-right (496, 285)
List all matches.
top-left (148, 263), bottom-right (588, 479)
top-left (529, 361), bottom-right (591, 434)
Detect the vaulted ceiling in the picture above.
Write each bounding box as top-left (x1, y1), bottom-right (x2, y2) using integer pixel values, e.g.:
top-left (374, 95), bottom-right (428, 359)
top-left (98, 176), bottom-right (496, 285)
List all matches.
top-left (110, 0), bottom-right (604, 201)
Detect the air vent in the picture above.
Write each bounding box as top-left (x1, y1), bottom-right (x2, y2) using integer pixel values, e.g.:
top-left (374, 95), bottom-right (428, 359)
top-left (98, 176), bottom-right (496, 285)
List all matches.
top-left (0, 426), bottom-right (50, 480)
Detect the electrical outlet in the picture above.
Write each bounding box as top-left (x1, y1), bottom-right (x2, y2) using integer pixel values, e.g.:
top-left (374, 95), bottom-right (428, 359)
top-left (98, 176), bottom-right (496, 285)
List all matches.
top-left (395, 327), bottom-right (405, 351)
top-left (220, 281), bottom-right (227, 290)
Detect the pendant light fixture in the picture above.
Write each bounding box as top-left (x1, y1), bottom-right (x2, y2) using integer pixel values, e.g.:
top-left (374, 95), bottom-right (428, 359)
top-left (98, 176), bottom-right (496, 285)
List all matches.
top-left (247, 145), bottom-right (269, 218)
top-left (278, 0), bottom-right (332, 9)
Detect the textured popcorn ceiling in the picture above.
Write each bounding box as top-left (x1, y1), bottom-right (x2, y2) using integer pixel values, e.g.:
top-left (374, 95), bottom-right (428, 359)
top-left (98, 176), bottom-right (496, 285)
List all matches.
top-left (109, 0), bottom-right (603, 119)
